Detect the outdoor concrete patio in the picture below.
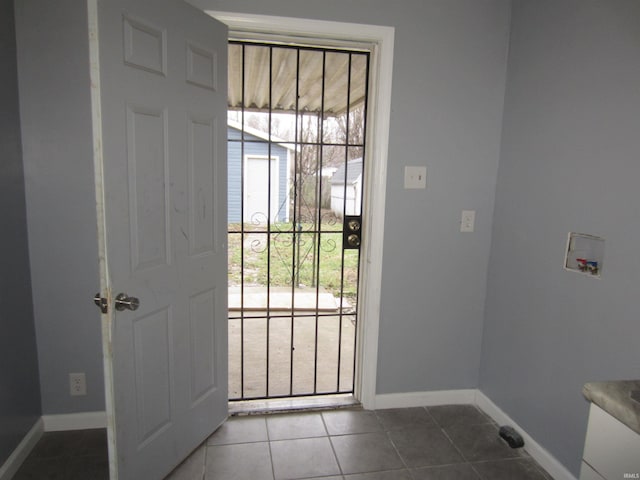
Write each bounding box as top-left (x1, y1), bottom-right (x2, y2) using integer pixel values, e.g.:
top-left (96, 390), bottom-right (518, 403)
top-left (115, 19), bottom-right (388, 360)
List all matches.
top-left (228, 287), bottom-right (356, 400)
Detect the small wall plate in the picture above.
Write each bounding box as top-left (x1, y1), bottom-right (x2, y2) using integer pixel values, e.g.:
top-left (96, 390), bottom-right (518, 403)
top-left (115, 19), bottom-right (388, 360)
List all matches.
top-left (564, 232), bottom-right (604, 278)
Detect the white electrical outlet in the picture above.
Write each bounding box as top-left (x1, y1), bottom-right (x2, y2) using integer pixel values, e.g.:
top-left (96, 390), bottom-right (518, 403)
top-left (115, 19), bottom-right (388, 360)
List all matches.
top-left (404, 166), bottom-right (427, 189)
top-left (460, 210), bottom-right (476, 232)
top-left (69, 372), bottom-right (87, 396)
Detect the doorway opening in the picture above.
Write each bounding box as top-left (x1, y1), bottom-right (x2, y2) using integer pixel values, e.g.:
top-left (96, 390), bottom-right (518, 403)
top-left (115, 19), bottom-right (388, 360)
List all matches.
top-left (227, 40), bottom-right (370, 403)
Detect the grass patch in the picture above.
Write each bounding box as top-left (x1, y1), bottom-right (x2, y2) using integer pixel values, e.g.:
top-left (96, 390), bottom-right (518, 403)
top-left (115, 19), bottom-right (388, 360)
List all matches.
top-left (228, 222), bottom-right (359, 298)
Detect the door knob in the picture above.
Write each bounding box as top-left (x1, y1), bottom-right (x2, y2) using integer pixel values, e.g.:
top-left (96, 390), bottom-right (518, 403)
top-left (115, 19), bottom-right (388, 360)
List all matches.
top-left (115, 293), bottom-right (140, 311)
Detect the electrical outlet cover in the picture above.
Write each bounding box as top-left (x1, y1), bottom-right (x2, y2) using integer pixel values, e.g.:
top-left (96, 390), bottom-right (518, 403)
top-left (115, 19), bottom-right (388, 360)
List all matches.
top-left (460, 210), bottom-right (475, 232)
top-left (69, 372), bottom-right (87, 396)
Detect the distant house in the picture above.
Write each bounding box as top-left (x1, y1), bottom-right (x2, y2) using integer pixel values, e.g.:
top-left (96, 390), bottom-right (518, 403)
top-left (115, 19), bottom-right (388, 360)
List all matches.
top-left (330, 158), bottom-right (363, 218)
top-left (227, 120), bottom-right (292, 224)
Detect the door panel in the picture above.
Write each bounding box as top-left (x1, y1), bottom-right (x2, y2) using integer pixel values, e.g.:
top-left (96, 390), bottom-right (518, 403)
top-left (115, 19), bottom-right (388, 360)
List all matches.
top-left (123, 15), bottom-right (167, 75)
top-left (90, 1), bottom-right (228, 478)
top-left (189, 288), bottom-right (218, 403)
top-left (133, 308), bottom-right (173, 445)
top-left (127, 105), bottom-right (170, 271)
top-left (188, 117), bottom-right (217, 256)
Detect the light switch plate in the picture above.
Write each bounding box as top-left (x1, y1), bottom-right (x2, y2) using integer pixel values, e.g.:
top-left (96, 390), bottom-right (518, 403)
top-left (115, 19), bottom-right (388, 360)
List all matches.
top-left (404, 166), bottom-right (427, 189)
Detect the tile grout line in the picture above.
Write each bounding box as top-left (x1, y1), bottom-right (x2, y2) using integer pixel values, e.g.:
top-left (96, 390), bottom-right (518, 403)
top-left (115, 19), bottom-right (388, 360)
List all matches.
top-left (320, 412), bottom-right (345, 478)
top-left (469, 457), bottom-right (551, 480)
top-left (439, 421), bottom-right (472, 463)
top-left (468, 461), bottom-right (487, 480)
top-left (425, 405), bottom-right (486, 480)
top-left (430, 405), bottom-right (536, 480)
top-left (374, 409), bottom-right (417, 480)
top-left (16, 407), bottom-right (554, 480)
top-left (264, 416), bottom-right (277, 480)
top-left (201, 437), bottom-right (209, 480)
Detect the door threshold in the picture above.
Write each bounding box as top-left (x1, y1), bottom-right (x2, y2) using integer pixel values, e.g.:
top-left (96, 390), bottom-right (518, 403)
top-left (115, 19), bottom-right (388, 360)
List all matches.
top-left (229, 394), bottom-right (359, 416)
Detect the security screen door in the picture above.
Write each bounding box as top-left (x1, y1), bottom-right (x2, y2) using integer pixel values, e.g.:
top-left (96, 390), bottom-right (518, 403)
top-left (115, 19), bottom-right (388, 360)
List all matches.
top-left (227, 42), bottom-right (370, 401)
top-left (90, 0), bottom-right (228, 478)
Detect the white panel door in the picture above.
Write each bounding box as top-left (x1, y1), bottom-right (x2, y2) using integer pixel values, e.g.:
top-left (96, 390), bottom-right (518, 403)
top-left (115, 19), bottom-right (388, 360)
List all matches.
top-left (244, 155), bottom-right (279, 223)
top-left (89, 1), bottom-right (228, 479)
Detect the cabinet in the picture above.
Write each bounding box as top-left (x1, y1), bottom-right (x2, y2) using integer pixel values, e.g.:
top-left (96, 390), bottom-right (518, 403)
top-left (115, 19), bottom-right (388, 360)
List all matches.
top-left (580, 461), bottom-right (605, 480)
top-left (580, 403), bottom-right (640, 479)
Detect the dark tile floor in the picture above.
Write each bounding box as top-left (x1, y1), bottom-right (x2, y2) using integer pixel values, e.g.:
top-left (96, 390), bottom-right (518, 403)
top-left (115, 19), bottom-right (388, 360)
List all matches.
top-left (12, 429), bottom-right (109, 480)
top-left (13, 404), bottom-right (554, 480)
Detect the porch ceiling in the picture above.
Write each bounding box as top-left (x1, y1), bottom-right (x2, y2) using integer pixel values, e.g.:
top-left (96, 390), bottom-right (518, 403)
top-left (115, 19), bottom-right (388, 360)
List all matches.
top-left (228, 44), bottom-right (368, 116)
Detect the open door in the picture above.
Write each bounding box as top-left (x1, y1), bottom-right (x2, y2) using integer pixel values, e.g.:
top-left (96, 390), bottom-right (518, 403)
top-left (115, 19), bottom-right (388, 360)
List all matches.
top-left (89, 1), bottom-right (228, 478)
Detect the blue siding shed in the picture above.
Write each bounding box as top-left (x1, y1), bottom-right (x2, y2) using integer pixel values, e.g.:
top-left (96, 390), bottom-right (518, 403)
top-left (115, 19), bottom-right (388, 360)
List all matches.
top-left (227, 122), bottom-right (292, 224)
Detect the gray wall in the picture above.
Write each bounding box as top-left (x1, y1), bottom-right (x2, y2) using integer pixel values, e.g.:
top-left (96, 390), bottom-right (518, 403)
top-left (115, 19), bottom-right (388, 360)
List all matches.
top-left (480, 0), bottom-right (640, 475)
top-left (15, 0), bottom-right (105, 414)
top-left (13, 0), bottom-right (511, 416)
top-left (0, 0), bottom-right (41, 464)
top-left (190, 0), bottom-right (512, 394)
top-left (11, 0), bottom-right (639, 475)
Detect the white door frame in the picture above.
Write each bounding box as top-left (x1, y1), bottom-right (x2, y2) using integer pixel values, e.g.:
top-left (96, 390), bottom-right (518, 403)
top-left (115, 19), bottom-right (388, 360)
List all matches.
top-left (201, 11), bottom-right (394, 409)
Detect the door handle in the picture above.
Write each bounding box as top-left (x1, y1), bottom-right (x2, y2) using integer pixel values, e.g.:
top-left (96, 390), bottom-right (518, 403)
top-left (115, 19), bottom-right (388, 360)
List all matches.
top-left (115, 293), bottom-right (140, 311)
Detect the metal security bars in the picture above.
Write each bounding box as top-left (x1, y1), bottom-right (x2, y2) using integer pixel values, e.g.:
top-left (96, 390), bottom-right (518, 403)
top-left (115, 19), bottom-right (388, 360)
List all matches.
top-left (227, 41), bottom-right (369, 401)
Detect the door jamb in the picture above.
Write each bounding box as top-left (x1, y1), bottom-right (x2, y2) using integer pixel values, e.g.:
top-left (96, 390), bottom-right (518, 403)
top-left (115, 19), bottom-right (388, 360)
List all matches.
top-left (205, 11), bottom-right (394, 409)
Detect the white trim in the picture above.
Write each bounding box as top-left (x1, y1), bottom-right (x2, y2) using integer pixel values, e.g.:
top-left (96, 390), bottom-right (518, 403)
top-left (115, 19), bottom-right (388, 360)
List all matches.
top-left (203, 11), bottom-right (387, 50)
top-left (228, 118), bottom-right (297, 152)
top-left (375, 389), bottom-right (478, 410)
top-left (0, 419), bottom-right (43, 480)
top-left (206, 12), bottom-right (394, 410)
top-left (42, 411), bottom-right (108, 432)
top-left (350, 23), bottom-right (394, 411)
top-left (219, 12), bottom-right (391, 411)
top-left (475, 391), bottom-right (578, 480)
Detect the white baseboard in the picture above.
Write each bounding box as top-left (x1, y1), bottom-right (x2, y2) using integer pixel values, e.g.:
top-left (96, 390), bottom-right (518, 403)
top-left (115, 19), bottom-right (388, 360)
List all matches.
top-left (374, 389), bottom-right (477, 409)
top-left (475, 390), bottom-right (577, 480)
top-left (42, 411), bottom-right (107, 432)
top-left (0, 418), bottom-right (43, 480)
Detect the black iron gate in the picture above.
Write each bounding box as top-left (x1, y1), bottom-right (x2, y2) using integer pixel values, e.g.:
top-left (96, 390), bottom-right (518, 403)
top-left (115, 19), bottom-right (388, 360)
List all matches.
top-left (227, 41), bottom-right (370, 401)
